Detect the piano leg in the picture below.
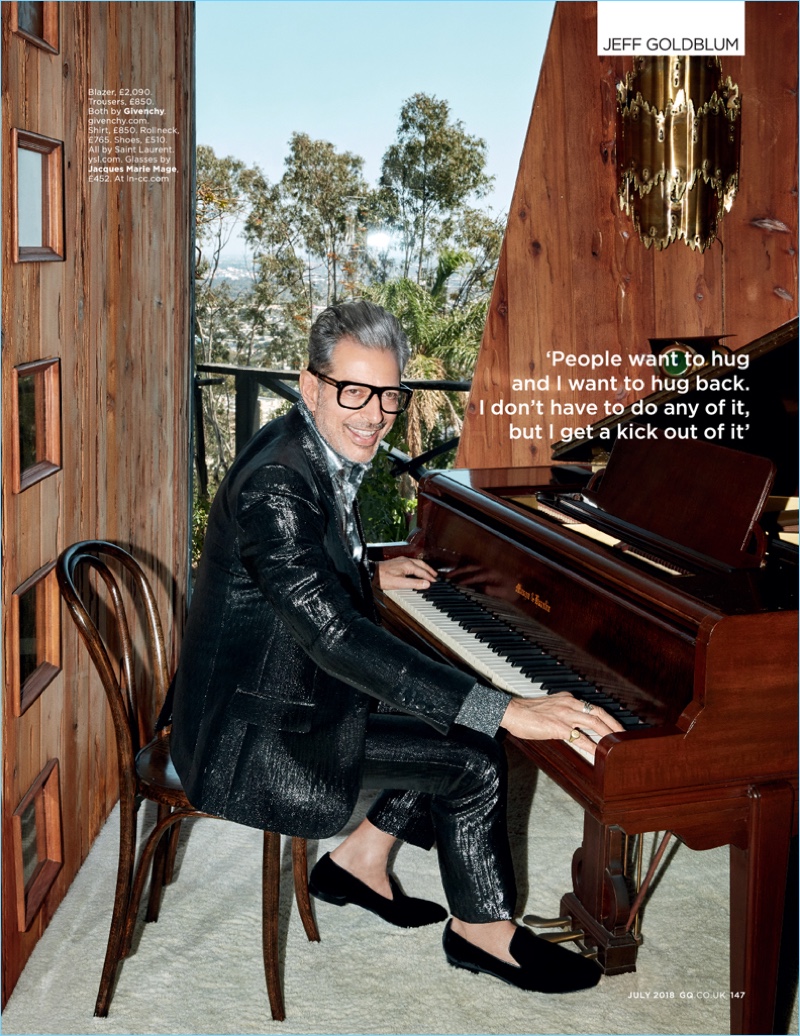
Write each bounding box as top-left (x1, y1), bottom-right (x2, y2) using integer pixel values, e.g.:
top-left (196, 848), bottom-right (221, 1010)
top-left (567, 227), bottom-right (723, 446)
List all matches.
top-left (729, 780), bottom-right (795, 1036)
top-left (560, 813), bottom-right (642, 974)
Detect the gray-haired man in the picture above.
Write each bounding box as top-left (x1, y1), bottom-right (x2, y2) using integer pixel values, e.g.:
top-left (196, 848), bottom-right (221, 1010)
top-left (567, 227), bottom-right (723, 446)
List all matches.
top-left (172, 300), bottom-right (620, 992)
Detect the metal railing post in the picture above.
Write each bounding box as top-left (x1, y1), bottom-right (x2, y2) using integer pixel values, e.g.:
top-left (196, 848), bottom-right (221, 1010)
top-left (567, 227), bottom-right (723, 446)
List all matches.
top-left (235, 372), bottom-right (260, 454)
top-left (193, 379), bottom-right (209, 500)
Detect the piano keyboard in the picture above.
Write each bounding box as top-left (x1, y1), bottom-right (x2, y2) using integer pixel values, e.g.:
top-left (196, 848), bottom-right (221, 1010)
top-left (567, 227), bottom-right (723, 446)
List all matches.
top-left (385, 580), bottom-right (648, 764)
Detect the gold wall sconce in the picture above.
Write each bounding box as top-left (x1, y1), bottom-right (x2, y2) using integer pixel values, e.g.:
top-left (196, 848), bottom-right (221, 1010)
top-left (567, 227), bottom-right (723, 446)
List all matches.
top-left (617, 56), bottom-right (741, 251)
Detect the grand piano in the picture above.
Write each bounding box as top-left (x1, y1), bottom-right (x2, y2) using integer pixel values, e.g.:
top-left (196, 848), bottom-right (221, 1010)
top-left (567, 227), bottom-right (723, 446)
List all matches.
top-left (374, 316), bottom-right (798, 1036)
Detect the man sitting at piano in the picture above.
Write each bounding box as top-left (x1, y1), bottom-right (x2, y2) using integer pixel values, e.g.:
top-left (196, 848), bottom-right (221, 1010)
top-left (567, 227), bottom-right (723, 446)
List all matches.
top-left (171, 300), bottom-right (622, 994)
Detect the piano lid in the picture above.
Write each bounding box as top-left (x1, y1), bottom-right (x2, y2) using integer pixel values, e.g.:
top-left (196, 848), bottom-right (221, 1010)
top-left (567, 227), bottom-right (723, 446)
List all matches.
top-left (550, 318), bottom-right (798, 496)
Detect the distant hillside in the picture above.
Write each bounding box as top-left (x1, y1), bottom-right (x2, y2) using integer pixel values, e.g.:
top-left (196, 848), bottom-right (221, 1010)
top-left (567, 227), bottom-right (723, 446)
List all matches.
top-left (212, 259), bottom-right (255, 293)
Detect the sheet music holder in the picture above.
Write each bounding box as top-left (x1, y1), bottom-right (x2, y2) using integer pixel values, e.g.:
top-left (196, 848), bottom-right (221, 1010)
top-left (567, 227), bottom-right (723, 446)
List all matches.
top-left (547, 430), bottom-right (776, 570)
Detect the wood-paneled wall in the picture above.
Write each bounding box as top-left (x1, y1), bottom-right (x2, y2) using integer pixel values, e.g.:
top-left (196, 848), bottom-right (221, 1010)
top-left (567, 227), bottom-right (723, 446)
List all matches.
top-left (459, 1), bottom-right (798, 468)
top-left (2, 1), bottom-right (194, 1004)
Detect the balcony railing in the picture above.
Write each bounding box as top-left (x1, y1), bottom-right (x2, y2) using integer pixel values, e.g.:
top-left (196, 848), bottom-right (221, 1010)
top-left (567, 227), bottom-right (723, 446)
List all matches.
top-left (194, 363), bottom-right (471, 499)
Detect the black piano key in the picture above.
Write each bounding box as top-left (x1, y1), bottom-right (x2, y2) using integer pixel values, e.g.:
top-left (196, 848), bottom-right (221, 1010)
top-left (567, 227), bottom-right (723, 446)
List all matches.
top-left (543, 681), bottom-right (592, 693)
top-left (473, 630), bottom-right (530, 644)
top-left (620, 715), bottom-right (650, 728)
top-left (468, 627), bottom-right (521, 639)
top-left (509, 655), bottom-right (561, 667)
top-left (518, 664), bottom-right (569, 679)
top-left (499, 642), bottom-right (551, 658)
top-left (482, 643), bottom-right (552, 660)
top-left (539, 670), bottom-right (586, 683)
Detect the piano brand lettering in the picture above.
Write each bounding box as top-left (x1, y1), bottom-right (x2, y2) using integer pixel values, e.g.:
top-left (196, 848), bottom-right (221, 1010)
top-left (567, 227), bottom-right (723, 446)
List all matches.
top-left (514, 582), bottom-right (552, 613)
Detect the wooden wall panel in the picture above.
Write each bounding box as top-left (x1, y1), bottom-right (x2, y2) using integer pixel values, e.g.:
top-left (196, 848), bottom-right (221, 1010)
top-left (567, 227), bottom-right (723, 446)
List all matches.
top-left (721, 4), bottom-right (798, 329)
top-left (459, 1), bottom-right (798, 468)
top-left (2, 1), bottom-right (194, 1004)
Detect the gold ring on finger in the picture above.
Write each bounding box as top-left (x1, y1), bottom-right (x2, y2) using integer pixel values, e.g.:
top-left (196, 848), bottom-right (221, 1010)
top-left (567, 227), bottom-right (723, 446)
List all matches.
top-left (568, 728), bottom-right (581, 743)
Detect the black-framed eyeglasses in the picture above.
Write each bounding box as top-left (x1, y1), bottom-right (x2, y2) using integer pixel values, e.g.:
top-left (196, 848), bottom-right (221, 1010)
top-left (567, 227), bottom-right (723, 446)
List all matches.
top-left (307, 368), bottom-right (413, 414)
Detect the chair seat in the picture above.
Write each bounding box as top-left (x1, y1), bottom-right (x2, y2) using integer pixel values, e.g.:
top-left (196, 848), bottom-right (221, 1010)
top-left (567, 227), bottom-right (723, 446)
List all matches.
top-left (136, 736), bottom-right (191, 808)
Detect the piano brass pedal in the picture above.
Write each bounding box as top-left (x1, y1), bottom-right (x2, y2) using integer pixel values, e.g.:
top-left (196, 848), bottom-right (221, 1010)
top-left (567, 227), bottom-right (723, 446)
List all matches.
top-left (581, 948), bottom-right (598, 960)
top-left (537, 929), bottom-right (585, 945)
top-left (522, 914), bottom-right (571, 929)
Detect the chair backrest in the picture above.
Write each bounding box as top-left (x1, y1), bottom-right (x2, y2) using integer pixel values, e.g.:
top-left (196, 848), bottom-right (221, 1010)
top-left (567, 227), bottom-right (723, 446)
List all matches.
top-left (56, 541), bottom-right (171, 791)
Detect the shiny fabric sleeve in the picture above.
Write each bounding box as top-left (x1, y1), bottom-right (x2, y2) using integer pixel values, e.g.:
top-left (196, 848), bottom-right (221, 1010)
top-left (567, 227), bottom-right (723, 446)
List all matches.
top-left (454, 682), bottom-right (511, 736)
top-left (235, 463), bottom-right (475, 735)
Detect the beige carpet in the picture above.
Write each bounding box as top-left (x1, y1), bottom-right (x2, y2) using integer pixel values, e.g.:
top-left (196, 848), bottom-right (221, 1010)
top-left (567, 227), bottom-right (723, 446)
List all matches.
top-left (2, 745), bottom-right (796, 1036)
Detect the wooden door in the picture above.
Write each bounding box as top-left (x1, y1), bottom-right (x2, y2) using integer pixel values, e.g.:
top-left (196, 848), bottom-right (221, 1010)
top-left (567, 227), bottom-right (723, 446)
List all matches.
top-left (2, 1), bottom-right (194, 1004)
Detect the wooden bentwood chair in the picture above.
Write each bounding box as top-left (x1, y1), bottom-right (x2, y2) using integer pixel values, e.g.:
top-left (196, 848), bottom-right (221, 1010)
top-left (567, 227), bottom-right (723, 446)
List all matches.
top-left (56, 540), bottom-right (319, 1021)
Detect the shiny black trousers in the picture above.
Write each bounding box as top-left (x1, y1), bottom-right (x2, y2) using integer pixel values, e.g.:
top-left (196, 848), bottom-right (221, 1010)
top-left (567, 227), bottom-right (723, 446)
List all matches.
top-left (359, 714), bottom-right (516, 924)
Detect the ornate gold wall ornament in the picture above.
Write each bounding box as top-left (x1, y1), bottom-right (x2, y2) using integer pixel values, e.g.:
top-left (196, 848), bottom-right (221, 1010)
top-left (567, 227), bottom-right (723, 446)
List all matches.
top-left (616, 56), bottom-right (741, 251)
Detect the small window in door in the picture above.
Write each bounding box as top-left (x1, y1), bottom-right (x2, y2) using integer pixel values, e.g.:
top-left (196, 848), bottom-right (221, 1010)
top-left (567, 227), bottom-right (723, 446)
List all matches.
top-left (12, 129), bottom-right (64, 262)
top-left (12, 2), bottom-right (59, 53)
top-left (12, 760), bottom-right (63, 931)
top-left (11, 561), bottom-right (61, 716)
top-left (12, 358), bottom-right (61, 492)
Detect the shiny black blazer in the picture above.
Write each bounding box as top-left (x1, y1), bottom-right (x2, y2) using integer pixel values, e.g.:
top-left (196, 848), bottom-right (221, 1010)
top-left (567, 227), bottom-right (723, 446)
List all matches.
top-left (170, 405), bottom-right (475, 837)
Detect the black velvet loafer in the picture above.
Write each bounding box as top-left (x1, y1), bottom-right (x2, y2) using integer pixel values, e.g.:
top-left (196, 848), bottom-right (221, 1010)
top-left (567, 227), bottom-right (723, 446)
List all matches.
top-left (308, 852), bottom-right (447, 928)
top-left (443, 920), bottom-right (602, 993)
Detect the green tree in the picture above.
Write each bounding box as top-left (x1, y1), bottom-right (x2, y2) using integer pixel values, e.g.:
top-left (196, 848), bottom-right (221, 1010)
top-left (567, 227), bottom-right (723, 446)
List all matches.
top-left (243, 168), bottom-right (312, 367)
top-left (450, 207), bottom-right (505, 309)
top-left (358, 257), bottom-right (489, 542)
top-left (195, 145), bottom-right (253, 365)
top-left (281, 132), bottom-right (372, 308)
top-left (195, 147), bottom-right (259, 486)
top-left (196, 145), bottom-right (250, 278)
top-left (377, 93), bottom-right (493, 284)
top-left (365, 256), bottom-right (487, 464)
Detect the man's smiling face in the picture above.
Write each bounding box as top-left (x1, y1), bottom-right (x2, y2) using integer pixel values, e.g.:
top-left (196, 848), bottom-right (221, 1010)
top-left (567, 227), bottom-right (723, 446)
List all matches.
top-left (299, 336), bottom-right (401, 464)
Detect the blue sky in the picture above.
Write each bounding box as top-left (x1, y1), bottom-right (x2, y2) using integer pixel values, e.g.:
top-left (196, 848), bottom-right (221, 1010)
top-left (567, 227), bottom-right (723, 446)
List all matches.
top-left (195, 1), bottom-right (556, 257)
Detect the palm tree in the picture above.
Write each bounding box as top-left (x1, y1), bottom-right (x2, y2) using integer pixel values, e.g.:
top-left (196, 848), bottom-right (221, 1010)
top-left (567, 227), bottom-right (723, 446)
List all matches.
top-left (365, 251), bottom-right (487, 460)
